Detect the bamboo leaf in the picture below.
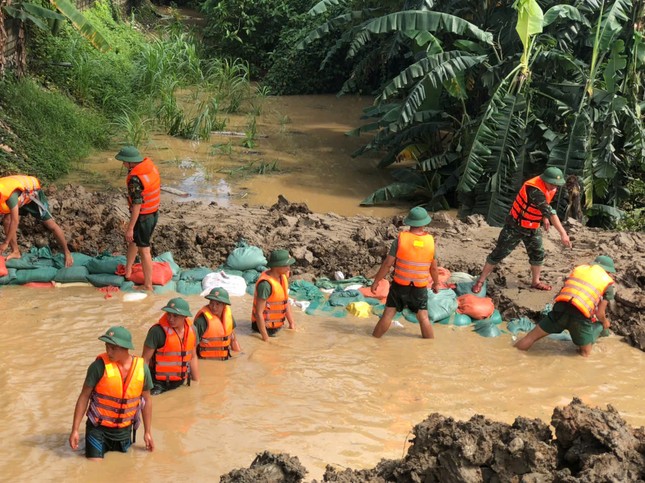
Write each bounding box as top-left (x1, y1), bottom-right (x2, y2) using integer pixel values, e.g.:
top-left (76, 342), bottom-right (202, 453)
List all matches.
top-left (49, 0), bottom-right (110, 52)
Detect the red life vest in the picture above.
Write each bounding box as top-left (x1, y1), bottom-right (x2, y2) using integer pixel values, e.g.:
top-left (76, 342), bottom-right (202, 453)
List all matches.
top-left (126, 158), bottom-right (160, 215)
top-left (252, 271), bottom-right (288, 329)
top-left (195, 304), bottom-right (234, 360)
top-left (0, 175), bottom-right (41, 214)
top-left (392, 231), bottom-right (435, 288)
top-left (509, 176), bottom-right (557, 229)
top-left (554, 264), bottom-right (614, 318)
top-left (87, 353), bottom-right (145, 429)
top-left (152, 314), bottom-right (196, 382)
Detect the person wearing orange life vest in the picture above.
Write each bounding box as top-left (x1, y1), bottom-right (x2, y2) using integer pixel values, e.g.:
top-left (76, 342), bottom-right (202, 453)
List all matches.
top-left (0, 175), bottom-right (73, 266)
top-left (195, 287), bottom-right (241, 359)
top-left (115, 146), bottom-right (160, 291)
top-left (69, 326), bottom-right (154, 460)
top-left (371, 207), bottom-right (440, 339)
top-left (472, 167), bottom-right (572, 294)
top-left (252, 249), bottom-right (296, 341)
top-left (515, 256), bottom-right (616, 357)
top-left (142, 298), bottom-right (200, 395)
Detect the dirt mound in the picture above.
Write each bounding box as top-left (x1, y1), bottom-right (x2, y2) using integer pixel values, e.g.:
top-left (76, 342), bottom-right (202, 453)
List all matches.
top-left (15, 185), bottom-right (645, 350)
top-left (223, 400), bottom-right (645, 482)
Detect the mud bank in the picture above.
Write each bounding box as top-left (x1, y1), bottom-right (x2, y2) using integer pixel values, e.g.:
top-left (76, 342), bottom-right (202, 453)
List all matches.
top-left (16, 185), bottom-right (645, 348)
top-left (222, 399), bottom-right (645, 482)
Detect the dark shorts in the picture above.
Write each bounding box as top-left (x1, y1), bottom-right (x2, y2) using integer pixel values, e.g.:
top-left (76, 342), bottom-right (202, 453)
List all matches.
top-left (19, 190), bottom-right (52, 221)
top-left (133, 211), bottom-right (158, 248)
top-left (538, 301), bottom-right (603, 347)
top-left (486, 221), bottom-right (544, 266)
top-left (85, 421), bottom-right (132, 459)
top-left (252, 322), bottom-right (281, 337)
top-left (385, 281), bottom-right (428, 312)
top-left (150, 379), bottom-right (185, 395)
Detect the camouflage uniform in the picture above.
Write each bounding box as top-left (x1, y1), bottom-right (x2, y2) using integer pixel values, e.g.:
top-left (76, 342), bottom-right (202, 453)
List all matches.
top-left (486, 186), bottom-right (556, 266)
top-left (128, 175), bottom-right (158, 248)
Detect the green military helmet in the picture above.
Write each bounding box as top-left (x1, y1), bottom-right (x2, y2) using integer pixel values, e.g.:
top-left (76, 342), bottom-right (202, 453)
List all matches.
top-left (403, 206), bottom-right (432, 227)
top-left (540, 167), bottom-right (565, 187)
top-left (161, 297), bottom-right (192, 317)
top-left (115, 146), bottom-right (144, 163)
top-left (593, 255), bottom-right (616, 273)
top-left (98, 326), bottom-right (135, 350)
top-left (205, 287), bottom-right (231, 305)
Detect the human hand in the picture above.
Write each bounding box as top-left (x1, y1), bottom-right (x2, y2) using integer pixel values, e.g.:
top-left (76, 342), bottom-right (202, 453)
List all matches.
top-left (543, 217), bottom-right (551, 232)
top-left (432, 282), bottom-right (440, 294)
top-left (560, 233), bottom-right (572, 248)
top-left (370, 280), bottom-right (380, 294)
top-left (125, 229), bottom-right (134, 243)
top-left (69, 430), bottom-right (79, 450)
top-left (288, 322), bottom-right (296, 330)
top-left (602, 319), bottom-right (611, 330)
top-left (144, 432), bottom-right (154, 452)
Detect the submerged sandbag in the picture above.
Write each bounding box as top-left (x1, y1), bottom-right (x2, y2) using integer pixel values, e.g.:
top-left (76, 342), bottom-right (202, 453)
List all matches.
top-left (225, 241), bottom-right (267, 271)
top-left (437, 312), bottom-right (472, 326)
top-left (54, 266), bottom-right (90, 283)
top-left (153, 280), bottom-right (177, 295)
top-left (427, 288), bottom-right (458, 322)
top-left (87, 273), bottom-right (126, 288)
top-left (87, 255), bottom-right (127, 274)
top-left (473, 319), bottom-right (503, 337)
top-left (14, 267), bottom-right (58, 284)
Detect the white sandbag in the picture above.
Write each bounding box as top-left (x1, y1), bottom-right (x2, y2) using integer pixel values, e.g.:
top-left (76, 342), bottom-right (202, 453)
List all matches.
top-left (123, 292), bottom-right (148, 302)
top-left (201, 270), bottom-right (247, 297)
top-left (448, 272), bottom-right (475, 284)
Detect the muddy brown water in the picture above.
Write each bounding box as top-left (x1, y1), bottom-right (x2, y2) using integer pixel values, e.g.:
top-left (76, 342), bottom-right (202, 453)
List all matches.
top-left (5, 95), bottom-right (644, 480)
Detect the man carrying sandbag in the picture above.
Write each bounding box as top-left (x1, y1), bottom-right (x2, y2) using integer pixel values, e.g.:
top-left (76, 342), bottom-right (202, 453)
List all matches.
top-left (0, 175), bottom-right (73, 266)
top-left (515, 256), bottom-right (616, 357)
top-left (371, 207), bottom-right (440, 339)
top-left (115, 146), bottom-right (160, 291)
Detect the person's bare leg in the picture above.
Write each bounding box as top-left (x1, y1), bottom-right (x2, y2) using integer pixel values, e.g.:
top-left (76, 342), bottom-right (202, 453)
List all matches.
top-left (416, 309), bottom-right (434, 339)
top-left (529, 265), bottom-right (552, 290)
top-left (125, 241), bottom-right (138, 279)
top-left (515, 325), bottom-right (549, 351)
top-left (139, 246), bottom-right (153, 291)
top-left (42, 219), bottom-right (73, 266)
top-left (2, 215), bottom-right (21, 259)
top-left (372, 307), bottom-right (397, 338)
top-left (577, 344), bottom-right (593, 357)
top-left (473, 262), bottom-right (495, 293)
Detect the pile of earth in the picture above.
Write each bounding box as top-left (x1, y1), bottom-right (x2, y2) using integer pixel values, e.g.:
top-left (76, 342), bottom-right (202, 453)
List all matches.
top-left (220, 398), bottom-right (645, 482)
top-left (16, 185), bottom-right (645, 350)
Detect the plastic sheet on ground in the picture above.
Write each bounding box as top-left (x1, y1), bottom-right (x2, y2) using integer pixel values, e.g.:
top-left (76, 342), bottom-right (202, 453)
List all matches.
top-left (328, 289), bottom-right (365, 307)
top-left (289, 280), bottom-right (325, 302)
top-left (304, 299), bottom-right (348, 318)
top-left (314, 276), bottom-right (371, 290)
top-left (201, 271), bottom-right (247, 297)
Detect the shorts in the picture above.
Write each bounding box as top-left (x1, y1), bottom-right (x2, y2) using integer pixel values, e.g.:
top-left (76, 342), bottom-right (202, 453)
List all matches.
top-left (133, 211), bottom-right (158, 248)
top-left (19, 190), bottom-right (52, 221)
top-left (486, 221), bottom-right (544, 266)
top-left (385, 281), bottom-right (428, 312)
top-left (538, 301), bottom-right (603, 347)
top-left (252, 322), bottom-right (281, 337)
top-left (85, 421), bottom-right (132, 459)
top-left (150, 379), bottom-right (185, 396)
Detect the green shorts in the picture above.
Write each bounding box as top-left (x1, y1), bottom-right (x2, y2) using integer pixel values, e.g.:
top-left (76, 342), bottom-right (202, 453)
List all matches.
top-left (19, 190), bottom-right (52, 221)
top-left (134, 211), bottom-right (158, 248)
top-left (84, 421), bottom-right (132, 459)
top-left (385, 281), bottom-right (428, 312)
top-left (538, 301), bottom-right (603, 347)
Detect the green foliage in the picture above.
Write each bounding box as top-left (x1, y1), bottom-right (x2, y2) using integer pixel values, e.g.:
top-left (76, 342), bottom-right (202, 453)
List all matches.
top-left (617, 178), bottom-right (645, 231)
top-left (0, 77), bottom-right (109, 179)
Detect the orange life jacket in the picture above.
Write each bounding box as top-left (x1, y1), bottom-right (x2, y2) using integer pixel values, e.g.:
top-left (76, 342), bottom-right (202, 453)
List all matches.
top-left (87, 353), bottom-right (145, 429)
top-left (509, 176), bottom-right (557, 229)
top-left (152, 314), bottom-right (196, 382)
top-left (195, 304), bottom-right (234, 360)
top-left (555, 264), bottom-right (614, 318)
top-left (0, 175), bottom-right (41, 214)
top-left (126, 158), bottom-right (160, 215)
top-left (252, 271), bottom-right (289, 329)
top-left (392, 231), bottom-right (435, 287)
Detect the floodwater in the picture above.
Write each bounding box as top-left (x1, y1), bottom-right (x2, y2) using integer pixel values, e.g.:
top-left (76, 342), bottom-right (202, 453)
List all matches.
top-left (60, 95), bottom-right (405, 218)
top-left (1, 286), bottom-right (644, 481)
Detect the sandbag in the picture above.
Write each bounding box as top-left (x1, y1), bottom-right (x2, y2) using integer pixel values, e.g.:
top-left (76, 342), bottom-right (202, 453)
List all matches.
top-left (200, 271), bottom-right (247, 297)
top-left (128, 262), bottom-right (173, 286)
top-left (448, 272), bottom-right (475, 284)
top-left (176, 279), bottom-right (203, 295)
top-left (346, 301), bottom-right (372, 318)
top-left (437, 312), bottom-right (472, 326)
top-left (179, 267), bottom-right (212, 282)
top-left (153, 280), bottom-right (177, 295)
top-left (153, 252), bottom-right (181, 276)
top-left (455, 280), bottom-right (487, 297)
top-left (14, 267), bottom-right (58, 284)
top-left (0, 256), bottom-right (7, 277)
top-left (242, 269), bottom-right (261, 285)
top-left (456, 294), bottom-right (495, 320)
top-left (23, 281), bottom-right (56, 288)
top-left (87, 255), bottom-right (127, 274)
top-left (478, 309), bottom-right (502, 325)
top-left (359, 279), bottom-right (389, 301)
top-left (54, 266), bottom-right (90, 283)
top-left (87, 273), bottom-right (126, 288)
top-left (0, 268), bottom-right (17, 285)
top-left (329, 289), bottom-right (364, 307)
top-left (5, 256), bottom-right (38, 269)
top-left (473, 319), bottom-right (502, 337)
top-left (70, 252), bottom-right (94, 267)
top-left (225, 242), bottom-right (267, 271)
top-left (427, 288), bottom-right (458, 322)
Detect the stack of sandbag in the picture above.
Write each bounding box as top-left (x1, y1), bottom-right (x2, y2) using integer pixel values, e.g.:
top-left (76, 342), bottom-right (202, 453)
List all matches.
top-left (200, 270), bottom-right (247, 297)
top-left (5, 247), bottom-right (62, 285)
top-left (85, 253), bottom-right (127, 288)
top-left (54, 252), bottom-right (93, 285)
top-left (427, 288), bottom-right (458, 322)
top-left (152, 252), bottom-right (181, 294)
top-left (176, 267), bottom-right (212, 295)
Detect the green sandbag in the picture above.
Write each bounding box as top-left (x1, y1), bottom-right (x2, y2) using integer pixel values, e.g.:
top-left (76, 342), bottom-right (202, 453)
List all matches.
top-left (473, 319), bottom-right (502, 337)
top-left (305, 300), bottom-right (347, 318)
top-left (71, 252), bottom-right (94, 267)
top-left (14, 267), bottom-right (58, 284)
top-left (87, 255), bottom-right (127, 275)
top-left (120, 281), bottom-right (136, 292)
top-left (328, 289), bottom-right (364, 307)
top-left (153, 252), bottom-right (181, 275)
top-left (455, 280), bottom-right (487, 297)
top-left (220, 268), bottom-right (244, 277)
top-left (402, 309), bottom-right (418, 323)
top-left (179, 267), bottom-right (211, 282)
top-left (289, 279), bottom-right (324, 302)
top-left (153, 280), bottom-right (177, 294)
top-left (87, 273), bottom-right (126, 287)
top-left (507, 317), bottom-right (535, 335)
top-left (225, 242), bottom-right (267, 271)
top-left (0, 268), bottom-right (17, 285)
top-left (437, 312), bottom-right (456, 325)
top-left (246, 283), bottom-right (255, 296)
top-left (242, 269), bottom-right (261, 285)
top-left (5, 256), bottom-right (38, 269)
top-left (437, 312), bottom-right (472, 326)
top-left (427, 288), bottom-right (458, 322)
top-left (54, 266), bottom-right (90, 283)
top-left (176, 280), bottom-right (203, 295)
top-left (315, 276), bottom-right (372, 290)
top-left (478, 309), bottom-right (502, 325)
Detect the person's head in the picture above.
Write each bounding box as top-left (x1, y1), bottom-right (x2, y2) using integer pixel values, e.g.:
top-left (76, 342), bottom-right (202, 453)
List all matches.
top-left (161, 297), bottom-right (192, 328)
top-left (266, 249), bottom-right (295, 274)
top-left (540, 167), bottom-right (565, 189)
top-left (115, 146), bottom-right (144, 172)
top-left (404, 206), bottom-right (432, 229)
top-left (98, 326), bottom-right (134, 361)
top-left (592, 255), bottom-right (616, 273)
top-left (205, 287), bottom-right (230, 313)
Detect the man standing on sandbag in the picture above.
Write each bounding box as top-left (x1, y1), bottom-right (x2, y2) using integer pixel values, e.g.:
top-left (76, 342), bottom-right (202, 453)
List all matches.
top-left (0, 175), bottom-right (73, 266)
top-left (252, 249), bottom-right (296, 341)
top-left (515, 256), bottom-right (616, 357)
top-left (69, 326), bottom-right (154, 459)
top-left (142, 298), bottom-right (200, 395)
top-left (472, 167), bottom-right (572, 294)
top-left (371, 207), bottom-right (440, 339)
top-left (115, 146), bottom-right (160, 291)
top-left (195, 287), bottom-right (242, 359)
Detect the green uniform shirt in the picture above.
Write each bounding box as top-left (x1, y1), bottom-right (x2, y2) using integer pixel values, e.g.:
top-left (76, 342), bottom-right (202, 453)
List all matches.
top-left (5, 190), bottom-right (20, 209)
top-left (194, 311), bottom-right (237, 339)
top-left (255, 280), bottom-right (273, 299)
top-left (144, 323), bottom-right (197, 349)
top-left (128, 175), bottom-right (144, 205)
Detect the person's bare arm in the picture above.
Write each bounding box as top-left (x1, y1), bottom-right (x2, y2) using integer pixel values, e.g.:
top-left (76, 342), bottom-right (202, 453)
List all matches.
top-left (189, 347), bottom-right (199, 382)
top-left (142, 345), bottom-right (155, 366)
top-left (596, 299), bottom-right (610, 329)
top-left (141, 391), bottom-right (154, 451)
top-left (429, 259), bottom-right (440, 293)
top-left (69, 384), bottom-right (93, 450)
top-left (255, 298), bottom-right (270, 341)
top-left (371, 255), bottom-right (395, 293)
top-left (286, 303), bottom-right (295, 330)
top-left (548, 213), bottom-right (572, 248)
